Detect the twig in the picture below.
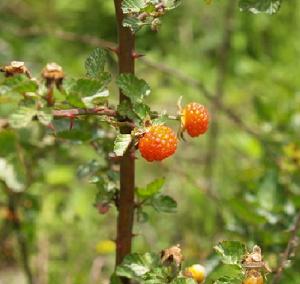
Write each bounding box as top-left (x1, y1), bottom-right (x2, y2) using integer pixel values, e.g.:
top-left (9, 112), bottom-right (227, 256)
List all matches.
top-left (271, 212), bottom-right (300, 284)
top-left (52, 106), bottom-right (117, 118)
top-left (11, 26), bottom-right (260, 138)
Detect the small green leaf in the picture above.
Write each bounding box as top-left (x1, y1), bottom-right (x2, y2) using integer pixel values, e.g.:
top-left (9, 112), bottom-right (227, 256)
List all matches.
top-left (9, 107), bottom-right (37, 128)
top-left (0, 76), bottom-right (38, 95)
top-left (214, 241), bottom-right (246, 265)
top-left (82, 89), bottom-right (109, 108)
top-left (114, 134), bottom-right (132, 156)
top-left (137, 177), bottom-right (165, 198)
top-left (151, 195), bottom-right (177, 213)
top-left (133, 103), bottom-right (151, 120)
top-left (116, 74), bottom-right (151, 104)
top-left (117, 100), bottom-right (140, 122)
top-left (122, 0), bottom-right (146, 13)
top-left (116, 252), bottom-right (160, 280)
top-left (239, 0), bottom-right (281, 14)
top-left (71, 76), bottom-right (111, 98)
top-left (85, 48), bottom-right (107, 78)
top-left (123, 17), bottom-right (147, 33)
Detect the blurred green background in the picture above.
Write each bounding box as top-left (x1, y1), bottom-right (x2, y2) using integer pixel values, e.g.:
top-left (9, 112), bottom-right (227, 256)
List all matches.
top-left (0, 0), bottom-right (300, 283)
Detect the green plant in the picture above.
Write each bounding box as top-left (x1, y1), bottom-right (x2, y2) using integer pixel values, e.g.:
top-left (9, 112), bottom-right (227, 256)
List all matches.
top-left (2, 0), bottom-right (299, 284)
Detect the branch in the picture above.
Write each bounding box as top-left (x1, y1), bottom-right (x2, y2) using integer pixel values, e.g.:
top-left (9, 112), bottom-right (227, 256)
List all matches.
top-left (12, 26), bottom-right (260, 138)
top-left (52, 106), bottom-right (117, 118)
top-left (271, 212), bottom-right (300, 284)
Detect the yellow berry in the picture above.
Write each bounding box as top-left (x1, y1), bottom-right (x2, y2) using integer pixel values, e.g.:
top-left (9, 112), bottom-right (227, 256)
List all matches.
top-left (185, 264), bottom-right (206, 283)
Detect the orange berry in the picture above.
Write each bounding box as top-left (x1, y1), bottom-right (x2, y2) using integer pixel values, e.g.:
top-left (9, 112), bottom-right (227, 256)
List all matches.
top-left (182, 103), bottom-right (209, 137)
top-left (138, 125), bottom-right (177, 162)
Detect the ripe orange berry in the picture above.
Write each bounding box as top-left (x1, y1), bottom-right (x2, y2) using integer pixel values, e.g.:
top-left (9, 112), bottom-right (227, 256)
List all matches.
top-left (138, 125), bottom-right (177, 162)
top-left (243, 274), bottom-right (264, 284)
top-left (182, 103), bottom-right (209, 137)
top-left (184, 264), bottom-right (206, 283)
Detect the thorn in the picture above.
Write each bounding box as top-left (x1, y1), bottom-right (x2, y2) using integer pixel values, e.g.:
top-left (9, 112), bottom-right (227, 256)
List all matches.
top-left (69, 116), bottom-right (75, 130)
top-left (132, 51), bottom-right (145, 59)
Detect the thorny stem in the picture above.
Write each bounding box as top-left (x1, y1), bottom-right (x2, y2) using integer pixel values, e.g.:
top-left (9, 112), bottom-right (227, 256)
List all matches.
top-left (113, 1), bottom-right (136, 283)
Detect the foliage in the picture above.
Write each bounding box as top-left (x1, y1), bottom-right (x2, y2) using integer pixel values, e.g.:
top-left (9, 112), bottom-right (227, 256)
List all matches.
top-left (0, 0), bottom-right (299, 284)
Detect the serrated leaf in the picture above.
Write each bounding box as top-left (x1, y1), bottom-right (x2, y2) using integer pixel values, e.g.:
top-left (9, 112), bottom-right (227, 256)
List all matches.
top-left (214, 241), bottom-right (246, 265)
top-left (85, 48), bottom-right (107, 78)
top-left (123, 17), bottom-right (147, 33)
top-left (122, 0), bottom-right (146, 13)
top-left (116, 74), bottom-right (151, 104)
top-left (117, 100), bottom-right (140, 122)
top-left (9, 107), bottom-right (37, 128)
top-left (208, 263), bottom-right (243, 283)
top-left (151, 195), bottom-right (177, 213)
top-left (239, 0), bottom-right (281, 14)
top-left (0, 76), bottom-right (38, 95)
top-left (133, 103), bottom-right (150, 120)
top-left (82, 89), bottom-right (109, 108)
top-left (137, 177), bottom-right (165, 198)
top-left (71, 76), bottom-right (111, 98)
top-left (116, 252), bottom-right (160, 280)
top-left (114, 134), bottom-right (132, 156)
top-left (0, 158), bottom-right (24, 192)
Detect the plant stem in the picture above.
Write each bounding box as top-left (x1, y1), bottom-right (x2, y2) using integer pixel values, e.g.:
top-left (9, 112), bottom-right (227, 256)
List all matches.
top-left (113, 0), bottom-right (136, 280)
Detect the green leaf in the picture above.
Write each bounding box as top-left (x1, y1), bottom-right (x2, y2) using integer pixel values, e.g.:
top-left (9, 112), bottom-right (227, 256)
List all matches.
top-left (137, 177), bottom-right (165, 198)
top-left (208, 264), bottom-right (243, 283)
top-left (9, 107), bottom-right (37, 128)
top-left (0, 76), bottom-right (38, 95)
top-left (0, 158), bottom-right (24, 192)
top-left (82, 89), bottom-right (109, 108)
top-left (122, 0), bottom-right (146, 13)
top-left (239, 0), bottom-right (281, 14)
top-left (133, 103), bottom-right (151, 120)
top-left (214, 241), bottom-right (246, 265)
top-left (114, 134), bottom-right (132, 156)
top-left (151, 195), bottom-right (177, 213)
top-left (116, 74), bottom-right (151, 104)
top-left (71, 76), bottom-right (111, 98)
top-left (123, 17), bottom-right (147, 33)
top-left (85, 48), bottom-right (107, 78)
top-left (116, 252), bottom-right (160, 280)
top-left (117, 100), bottom-right (140, 122)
